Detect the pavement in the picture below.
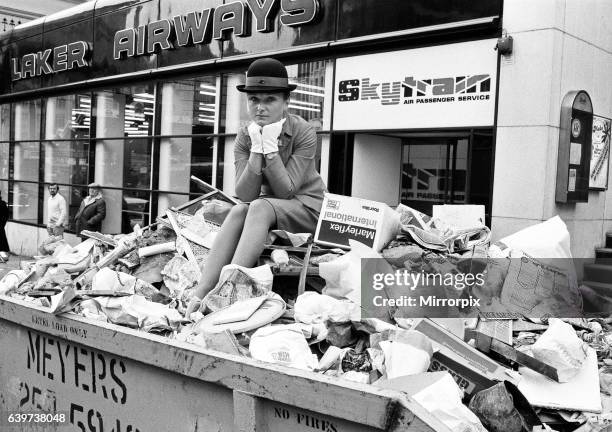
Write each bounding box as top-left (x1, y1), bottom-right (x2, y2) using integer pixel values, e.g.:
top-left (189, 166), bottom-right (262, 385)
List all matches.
top-left (0, 254), bottom-right (33, 279)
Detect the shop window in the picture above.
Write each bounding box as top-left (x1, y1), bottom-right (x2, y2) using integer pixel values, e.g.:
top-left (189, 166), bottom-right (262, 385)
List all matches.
top-left (11, 181), bottom-right (38, 224)
top-left (157, 76), bottom-right (219, 215)
top-left (0, 104), bottom-right (9, 141)
top-left (12, 141), bottom-right (39, 182)
top-left (42, 141), bottom-right (89, 186)
top-left (401, 139), bottom-right (468, 215)
top-left (13, 100), bottom-right (41, 141)
top-left (44, 94), bottom-right (91, 140)
top-left (0, 142), bottom-right (8, 180)
top-left (93, 85), bottom-right (155, 138)
top-left (122, 190), bottom-right (151, 233)
top-left (221, 60), bottom-right (332, 134)
top-left (0, 181), bottom-right (8, 215)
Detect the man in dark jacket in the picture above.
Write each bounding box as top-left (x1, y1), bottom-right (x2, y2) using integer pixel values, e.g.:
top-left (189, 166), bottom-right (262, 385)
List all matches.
top-left (0, 190), bottom-right (9, 256)
top-left (74, 183), bottom-right (106, 238)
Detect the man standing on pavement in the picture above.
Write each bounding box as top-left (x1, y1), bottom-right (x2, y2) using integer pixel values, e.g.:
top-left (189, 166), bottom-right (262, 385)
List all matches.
top-left (47, 183), bottom-right (68, 237)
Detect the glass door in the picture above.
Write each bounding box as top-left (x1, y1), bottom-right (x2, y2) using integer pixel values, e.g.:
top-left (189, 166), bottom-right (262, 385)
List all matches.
top-left (401, 137), bottom-right (469, 216)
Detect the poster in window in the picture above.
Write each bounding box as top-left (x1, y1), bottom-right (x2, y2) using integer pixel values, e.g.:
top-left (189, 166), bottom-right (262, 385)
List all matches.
top-left (590, 115), bottom-right (611, 190)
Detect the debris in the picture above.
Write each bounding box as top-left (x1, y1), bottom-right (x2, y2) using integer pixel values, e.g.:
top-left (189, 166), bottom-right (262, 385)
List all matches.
top-left (132, 252), bottom-right (174, 284)
top-left (161, 255), bottom-right (200, 299)
top-left (202, 264), bottom-right (273, 312)
top-left (193, 294), bottom-right (286, 334)
top-left (326, 321), bottom-right (357, 348)
top-left (293, 291), bottom-right (359, 325)
top-left (249, 323), bottom-right (318, 371)
top-left (466, 329), bottom-right (560, 382)
top-left (468, 381), bottom-right (542, 432)
top-left (271, 249), bottom-right (290, 266)
top-left (94, 295), bottom-right (183, 332)
top-left (137, 241), bottom-right (175, 258)
top-left (411, 372), bottom-right (487, 431)
top-left (531, 318), bottom-right (589, 382)
top-left (518, 348), bottom-right (602, 413)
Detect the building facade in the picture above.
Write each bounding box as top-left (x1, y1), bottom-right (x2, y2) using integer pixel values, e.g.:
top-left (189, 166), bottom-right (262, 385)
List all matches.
top-left (0, 0), bottom-right (610, 259)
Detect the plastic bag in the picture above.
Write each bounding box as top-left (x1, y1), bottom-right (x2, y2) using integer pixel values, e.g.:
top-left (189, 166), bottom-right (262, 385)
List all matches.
top-left (379, 331), bottom-right (432, 379)
top-left (92, 268), bottom-right (158, 299)
top-left (294, 291), bottom-right (359, 325)
top-left (0, 270), bottom-right (28, 295)
top-left (412, 372), bottom-right (487, 432)
top-left (497, 216), bottom-right (572, 259)
top-left (199, 199), bottom-right (233, 225)
top-left (249, 324), bottom-right (318, 371)
top-left (320, 240), bottom-right (379, 305)
top-left (531, 318), bottom-right (589, 382)
top-left (94, 295), bottom-right (183, 332)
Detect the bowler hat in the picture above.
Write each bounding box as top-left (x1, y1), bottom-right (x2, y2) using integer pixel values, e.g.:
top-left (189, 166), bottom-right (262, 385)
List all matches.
top-left (236, 58), bottom-right (297, 93)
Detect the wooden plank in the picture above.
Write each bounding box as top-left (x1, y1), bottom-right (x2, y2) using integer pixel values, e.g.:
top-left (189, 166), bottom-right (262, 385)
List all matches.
top-left (233, 391), bottom-right (261, 432)
top-left (191, 175), bottom-right (242, 205)
top-left (0, 296), bottom-right (450, 432)
top-left (298, 239), bottom-right (314, 296)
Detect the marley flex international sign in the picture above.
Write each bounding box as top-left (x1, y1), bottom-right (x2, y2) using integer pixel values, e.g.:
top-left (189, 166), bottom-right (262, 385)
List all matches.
top-left (333, 39), bottom-right (498, 130)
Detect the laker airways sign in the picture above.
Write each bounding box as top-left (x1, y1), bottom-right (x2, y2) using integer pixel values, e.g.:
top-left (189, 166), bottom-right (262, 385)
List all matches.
top-left (11, 41), bottom-right (90, 81)
top-left (113, 0), bottom-right (320, 60)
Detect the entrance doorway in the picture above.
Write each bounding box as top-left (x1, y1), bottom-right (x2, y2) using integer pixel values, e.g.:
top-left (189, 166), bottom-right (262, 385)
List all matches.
top-left (331, 130), bottom-right (494, 226)
top-left (401, 131), bottom-right (494, 224)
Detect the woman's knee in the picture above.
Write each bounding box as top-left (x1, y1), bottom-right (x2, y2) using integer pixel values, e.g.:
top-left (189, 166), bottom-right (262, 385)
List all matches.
top-left (225, 203), bottom-right (248, 223)
top-left (246, 199), bottom-right (275, 223)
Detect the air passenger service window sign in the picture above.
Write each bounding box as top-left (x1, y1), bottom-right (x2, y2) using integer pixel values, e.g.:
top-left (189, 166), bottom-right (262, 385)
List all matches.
top-left (333, 39), bottom-right (498, 130)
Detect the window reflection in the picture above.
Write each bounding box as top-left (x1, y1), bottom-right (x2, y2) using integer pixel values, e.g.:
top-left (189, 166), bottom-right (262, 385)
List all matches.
top-left (0, 142), bottom-right (8, 180)
top-left (45, 94), bottom-right (91, 139)
top-left (221, 60), bottom-right (331, 134)
top-left (12, 181), bottom-right (38, 224)
top-left (13, 100), bottom-right (40, 141)
top-left (157, 76), bottom-right (219, 215)
top-left (94, 84), bottom-right (155, 138)
top-left (0, 104), bottom-right (9, 141)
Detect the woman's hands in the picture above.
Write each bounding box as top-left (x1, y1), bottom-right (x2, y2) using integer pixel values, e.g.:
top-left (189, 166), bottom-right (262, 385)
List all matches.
top-left (247, 122), bottom-right (264, 153)
top-left (262, 118), bottom-right (285, 154)
top-left (249, 118), bottom-right (286, 155)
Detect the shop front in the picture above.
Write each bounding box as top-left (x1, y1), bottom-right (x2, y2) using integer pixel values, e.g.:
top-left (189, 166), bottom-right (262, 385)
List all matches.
top-left (0, 0), bottom-right (502, 255)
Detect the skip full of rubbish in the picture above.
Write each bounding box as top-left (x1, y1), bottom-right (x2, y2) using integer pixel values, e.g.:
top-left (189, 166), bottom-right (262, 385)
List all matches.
top-left (2, 186), bottom-right (612, 432)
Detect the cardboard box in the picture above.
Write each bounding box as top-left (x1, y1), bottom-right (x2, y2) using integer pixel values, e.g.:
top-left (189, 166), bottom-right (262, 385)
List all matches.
top-left (314, 193), bottom-right (399, 251)
top-left (410, 319), bottom-right (512, 400)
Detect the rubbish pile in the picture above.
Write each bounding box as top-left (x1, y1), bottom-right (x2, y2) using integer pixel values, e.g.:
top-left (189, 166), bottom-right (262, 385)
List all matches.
top-left (1, 191), bottom-right (611, 432)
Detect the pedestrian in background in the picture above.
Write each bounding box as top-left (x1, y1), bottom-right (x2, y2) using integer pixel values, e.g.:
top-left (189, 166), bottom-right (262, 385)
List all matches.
top-left (0, 190), bottom-right (9, 258)
top-left (75, 183), bottom-right (106, 238)
top-left (46, 183), bottom-right (68, 237)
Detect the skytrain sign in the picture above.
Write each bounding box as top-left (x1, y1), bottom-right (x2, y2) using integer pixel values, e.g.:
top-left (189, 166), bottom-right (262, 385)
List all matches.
top-left (333, 39), bottom-right (498, 130)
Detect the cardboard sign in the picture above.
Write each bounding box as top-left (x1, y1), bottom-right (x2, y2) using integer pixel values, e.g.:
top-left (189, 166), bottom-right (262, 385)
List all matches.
top-left (314, 193), bottom-right (399, 251)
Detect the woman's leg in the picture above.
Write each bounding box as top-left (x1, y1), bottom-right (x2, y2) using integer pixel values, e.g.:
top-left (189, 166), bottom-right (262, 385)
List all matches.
top-left (193, 203), bottom-right (249, 298)
top-left (231, 199), bottom-right (276, 267)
